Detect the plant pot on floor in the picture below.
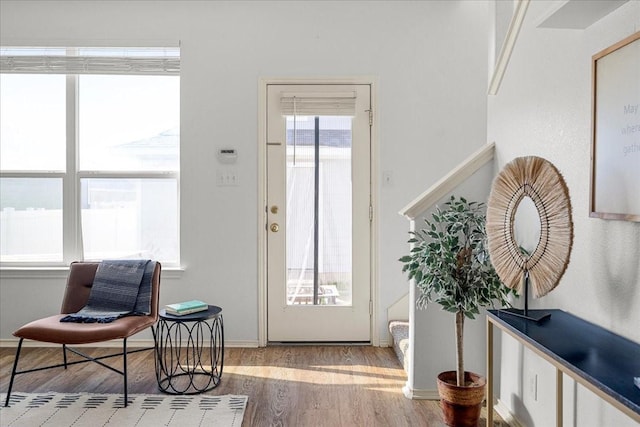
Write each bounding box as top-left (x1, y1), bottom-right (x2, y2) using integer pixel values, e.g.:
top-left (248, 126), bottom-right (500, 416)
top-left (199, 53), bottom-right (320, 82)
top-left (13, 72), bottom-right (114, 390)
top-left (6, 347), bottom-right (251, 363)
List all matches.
top-left (437, 371), bottom-right (486, 427)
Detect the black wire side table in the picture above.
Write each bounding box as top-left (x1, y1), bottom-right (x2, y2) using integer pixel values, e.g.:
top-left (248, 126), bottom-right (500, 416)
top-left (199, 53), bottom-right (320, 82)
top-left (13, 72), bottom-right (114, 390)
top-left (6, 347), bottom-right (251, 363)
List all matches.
top-left (154, 305), bottom-right (224, 394)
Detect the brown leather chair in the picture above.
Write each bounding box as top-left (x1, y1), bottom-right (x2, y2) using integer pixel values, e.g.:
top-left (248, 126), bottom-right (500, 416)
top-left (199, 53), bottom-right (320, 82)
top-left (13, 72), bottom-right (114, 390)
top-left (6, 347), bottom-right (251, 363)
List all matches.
top-left (4, 261), bottom-right (161, 407)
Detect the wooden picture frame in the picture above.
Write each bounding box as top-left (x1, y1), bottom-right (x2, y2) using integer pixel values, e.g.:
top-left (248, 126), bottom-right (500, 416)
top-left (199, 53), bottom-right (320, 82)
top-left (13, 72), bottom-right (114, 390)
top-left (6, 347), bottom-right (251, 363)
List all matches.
top-left (590, 31), bottom-right (640, 222)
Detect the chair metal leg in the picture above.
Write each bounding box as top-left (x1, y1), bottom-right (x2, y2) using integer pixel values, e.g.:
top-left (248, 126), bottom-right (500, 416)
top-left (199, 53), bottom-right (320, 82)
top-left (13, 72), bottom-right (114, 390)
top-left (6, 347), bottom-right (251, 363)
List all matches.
top-left (6, 337), bottom-right (152, 409)
top-left (5, 338), bottom-right (24, 407)
top-left (123, 338), bottom-right (128, 407)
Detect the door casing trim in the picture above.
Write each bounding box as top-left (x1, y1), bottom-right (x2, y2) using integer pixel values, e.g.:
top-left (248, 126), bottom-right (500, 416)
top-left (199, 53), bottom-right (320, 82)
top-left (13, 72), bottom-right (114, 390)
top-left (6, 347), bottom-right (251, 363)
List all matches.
top-left (257, 77), bottom-right (379, 346)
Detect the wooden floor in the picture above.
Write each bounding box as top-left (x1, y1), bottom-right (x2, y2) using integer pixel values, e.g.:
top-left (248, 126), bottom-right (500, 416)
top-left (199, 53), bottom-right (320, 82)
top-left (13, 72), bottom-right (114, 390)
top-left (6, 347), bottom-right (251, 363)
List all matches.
top-left (0, 345), bottom-right (507, 426)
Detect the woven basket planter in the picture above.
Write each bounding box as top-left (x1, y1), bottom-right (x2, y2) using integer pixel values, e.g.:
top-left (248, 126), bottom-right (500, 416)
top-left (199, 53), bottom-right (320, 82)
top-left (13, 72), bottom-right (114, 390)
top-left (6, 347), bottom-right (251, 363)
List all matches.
top-left (437, 371), bottom-right (486, 427)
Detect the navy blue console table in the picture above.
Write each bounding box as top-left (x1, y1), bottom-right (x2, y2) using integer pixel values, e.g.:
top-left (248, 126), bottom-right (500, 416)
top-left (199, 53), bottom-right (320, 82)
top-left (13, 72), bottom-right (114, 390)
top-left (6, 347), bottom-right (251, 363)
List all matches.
top-left (486, 309), bottom-right (640, 426)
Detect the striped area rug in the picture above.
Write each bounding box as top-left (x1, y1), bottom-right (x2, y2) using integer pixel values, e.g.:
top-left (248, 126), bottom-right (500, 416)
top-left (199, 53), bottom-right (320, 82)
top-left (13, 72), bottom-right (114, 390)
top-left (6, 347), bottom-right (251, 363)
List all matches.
top-left (0, 392), bottom-right (247, 427)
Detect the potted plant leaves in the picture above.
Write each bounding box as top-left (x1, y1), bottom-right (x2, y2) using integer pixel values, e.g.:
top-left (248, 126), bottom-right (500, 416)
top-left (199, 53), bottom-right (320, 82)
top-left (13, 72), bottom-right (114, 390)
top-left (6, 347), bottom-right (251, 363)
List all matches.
top-left (400, 196), bottom-right (513, 427)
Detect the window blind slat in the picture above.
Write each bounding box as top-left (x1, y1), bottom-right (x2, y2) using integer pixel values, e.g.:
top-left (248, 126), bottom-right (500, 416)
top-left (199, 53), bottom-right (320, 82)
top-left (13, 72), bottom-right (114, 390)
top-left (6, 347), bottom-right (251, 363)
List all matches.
top-left (281, 91), bottom-right (356, 116)
top-left (0, 55), bottom-right (180, 75)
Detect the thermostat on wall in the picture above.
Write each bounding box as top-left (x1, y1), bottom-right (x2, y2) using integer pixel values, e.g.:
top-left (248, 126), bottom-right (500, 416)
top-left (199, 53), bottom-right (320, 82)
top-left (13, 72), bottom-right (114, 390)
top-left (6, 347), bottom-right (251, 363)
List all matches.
top-left (218, 148), bottom-right (238, 163)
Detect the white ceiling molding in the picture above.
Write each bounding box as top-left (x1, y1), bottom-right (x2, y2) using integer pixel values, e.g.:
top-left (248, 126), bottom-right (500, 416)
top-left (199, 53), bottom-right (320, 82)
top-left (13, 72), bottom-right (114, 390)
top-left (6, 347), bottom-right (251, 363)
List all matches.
top-left (488, 0), bottom-right (530, 96)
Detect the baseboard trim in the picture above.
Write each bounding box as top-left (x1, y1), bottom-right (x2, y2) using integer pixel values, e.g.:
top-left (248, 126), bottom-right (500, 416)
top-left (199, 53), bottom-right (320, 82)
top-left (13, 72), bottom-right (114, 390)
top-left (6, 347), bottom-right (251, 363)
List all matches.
top-left (411, 389), bottom-right (440, 400)
top-left (226, 340), bottom-right (260, 348)
top-left (0, 339), bottom-right (260, 348)
top-left (494, 398), bottom-right (523, 427)
top-left (402, 384), bottom-right (439, 400)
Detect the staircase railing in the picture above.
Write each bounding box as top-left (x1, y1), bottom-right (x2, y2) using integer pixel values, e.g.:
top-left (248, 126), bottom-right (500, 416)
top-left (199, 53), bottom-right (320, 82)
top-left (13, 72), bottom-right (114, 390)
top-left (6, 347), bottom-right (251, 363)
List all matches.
top-left (399, 142), bottom-right (495, 220)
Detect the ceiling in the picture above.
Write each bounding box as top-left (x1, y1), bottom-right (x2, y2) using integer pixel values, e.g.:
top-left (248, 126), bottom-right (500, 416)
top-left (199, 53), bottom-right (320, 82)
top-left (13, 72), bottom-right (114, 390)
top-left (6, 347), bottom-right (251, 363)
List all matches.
top-left (537, 0), bottom-right (630, 29)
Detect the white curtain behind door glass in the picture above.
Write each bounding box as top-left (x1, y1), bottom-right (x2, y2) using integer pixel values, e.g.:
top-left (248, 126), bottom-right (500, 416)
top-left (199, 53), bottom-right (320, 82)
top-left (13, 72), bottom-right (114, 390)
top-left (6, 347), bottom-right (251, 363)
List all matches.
top-left (285, 115), bottom-right (352, 306)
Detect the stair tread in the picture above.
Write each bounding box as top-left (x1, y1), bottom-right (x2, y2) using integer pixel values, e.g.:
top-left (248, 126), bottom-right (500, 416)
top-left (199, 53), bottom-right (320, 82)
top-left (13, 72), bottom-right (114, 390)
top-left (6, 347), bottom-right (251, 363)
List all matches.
top-left (389, 320), bottom-right (409, 373)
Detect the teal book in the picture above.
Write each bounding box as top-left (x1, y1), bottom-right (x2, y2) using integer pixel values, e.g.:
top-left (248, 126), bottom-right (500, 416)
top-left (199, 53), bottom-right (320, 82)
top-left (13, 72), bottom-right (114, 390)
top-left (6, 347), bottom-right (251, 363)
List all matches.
top-left (165, 300), bottom-right (208, 315)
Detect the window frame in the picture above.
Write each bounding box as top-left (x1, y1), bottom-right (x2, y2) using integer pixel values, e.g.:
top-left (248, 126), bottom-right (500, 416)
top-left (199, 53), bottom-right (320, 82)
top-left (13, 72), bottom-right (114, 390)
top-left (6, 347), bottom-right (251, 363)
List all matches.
top-left (1, 57), bottom-right (180, 268)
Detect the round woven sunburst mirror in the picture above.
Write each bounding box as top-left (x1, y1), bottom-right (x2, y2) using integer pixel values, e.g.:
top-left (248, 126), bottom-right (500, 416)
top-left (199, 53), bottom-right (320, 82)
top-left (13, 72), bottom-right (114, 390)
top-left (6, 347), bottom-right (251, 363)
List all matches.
top-left (486, 156), bottom-right (573, 298)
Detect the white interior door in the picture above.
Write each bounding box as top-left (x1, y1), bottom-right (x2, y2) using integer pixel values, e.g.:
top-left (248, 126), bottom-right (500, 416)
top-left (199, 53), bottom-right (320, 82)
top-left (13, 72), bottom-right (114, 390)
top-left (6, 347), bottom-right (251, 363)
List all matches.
top-left (266, 84), bottom-right (371, 342)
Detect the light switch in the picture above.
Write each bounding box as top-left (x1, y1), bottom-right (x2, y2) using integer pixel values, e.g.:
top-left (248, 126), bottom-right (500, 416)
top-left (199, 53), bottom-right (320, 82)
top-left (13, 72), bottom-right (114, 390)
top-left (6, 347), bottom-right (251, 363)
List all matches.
top-left (216, 168), bottom-right (239, 186)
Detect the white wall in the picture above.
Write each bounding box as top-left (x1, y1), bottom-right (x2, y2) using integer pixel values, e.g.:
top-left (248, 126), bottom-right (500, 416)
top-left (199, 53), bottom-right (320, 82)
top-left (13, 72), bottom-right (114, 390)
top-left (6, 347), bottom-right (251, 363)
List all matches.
top-left (0, 0), bottom-right (490, 352)
top-left (488, 1), bottom-right (640, 426)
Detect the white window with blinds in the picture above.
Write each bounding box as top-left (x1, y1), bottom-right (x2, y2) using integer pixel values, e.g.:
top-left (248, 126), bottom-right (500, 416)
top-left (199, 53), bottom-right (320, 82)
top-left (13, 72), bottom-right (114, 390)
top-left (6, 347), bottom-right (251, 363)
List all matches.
top-left (0, 47), bottom-right (180, 267)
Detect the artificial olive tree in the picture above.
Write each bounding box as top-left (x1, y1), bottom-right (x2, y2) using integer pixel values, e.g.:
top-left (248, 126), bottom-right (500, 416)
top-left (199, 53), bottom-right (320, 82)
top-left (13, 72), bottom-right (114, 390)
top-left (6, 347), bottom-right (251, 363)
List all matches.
top-left (400, 196), bottom-right (513, 386)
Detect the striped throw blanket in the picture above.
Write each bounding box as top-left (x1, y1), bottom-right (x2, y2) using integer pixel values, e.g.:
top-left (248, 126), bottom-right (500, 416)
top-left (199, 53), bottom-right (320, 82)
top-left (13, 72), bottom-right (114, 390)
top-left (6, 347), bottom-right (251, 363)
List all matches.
top-left (60, 259), bottom-right (155, 323)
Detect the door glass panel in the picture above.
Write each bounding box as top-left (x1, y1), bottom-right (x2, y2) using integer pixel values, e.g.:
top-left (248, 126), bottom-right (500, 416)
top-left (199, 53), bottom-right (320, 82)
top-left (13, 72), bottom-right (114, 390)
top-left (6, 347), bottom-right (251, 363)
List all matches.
top-left (285, 115), bottom-right (352, 306)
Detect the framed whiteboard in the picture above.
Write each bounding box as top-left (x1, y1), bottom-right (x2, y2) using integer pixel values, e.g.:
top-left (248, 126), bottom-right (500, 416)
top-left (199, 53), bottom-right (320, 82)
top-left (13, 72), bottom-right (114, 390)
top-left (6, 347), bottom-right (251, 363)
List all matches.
top-left (590, 31), bottom-right (640, 222)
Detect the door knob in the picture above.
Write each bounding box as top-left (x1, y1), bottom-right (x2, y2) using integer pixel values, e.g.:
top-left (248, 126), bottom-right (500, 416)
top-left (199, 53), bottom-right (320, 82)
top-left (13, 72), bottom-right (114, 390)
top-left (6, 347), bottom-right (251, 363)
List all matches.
top-left (270, 223), bottom-right (279, 233)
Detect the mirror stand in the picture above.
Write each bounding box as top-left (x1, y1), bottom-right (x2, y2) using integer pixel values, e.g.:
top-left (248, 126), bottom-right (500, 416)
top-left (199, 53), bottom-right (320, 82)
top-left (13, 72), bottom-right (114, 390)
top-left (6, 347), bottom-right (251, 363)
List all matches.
top-left (499, 270), bottom-right (552, 323)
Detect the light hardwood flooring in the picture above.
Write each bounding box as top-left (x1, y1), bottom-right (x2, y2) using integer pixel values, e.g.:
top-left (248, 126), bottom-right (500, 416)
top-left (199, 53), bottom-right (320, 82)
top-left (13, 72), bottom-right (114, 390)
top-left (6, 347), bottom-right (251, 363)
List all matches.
top-left (1, 346), bottom-right (507, 426)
